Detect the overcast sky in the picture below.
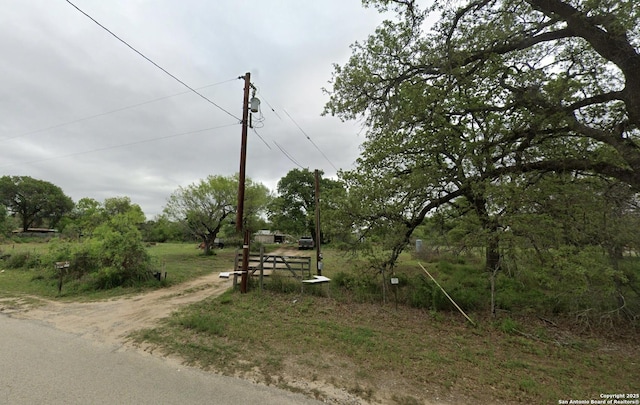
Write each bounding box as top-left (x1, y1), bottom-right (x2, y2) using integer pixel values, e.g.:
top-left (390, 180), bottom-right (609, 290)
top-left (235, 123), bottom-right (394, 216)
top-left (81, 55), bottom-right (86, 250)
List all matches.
top-left (0, 0), bottom-right (390, 218)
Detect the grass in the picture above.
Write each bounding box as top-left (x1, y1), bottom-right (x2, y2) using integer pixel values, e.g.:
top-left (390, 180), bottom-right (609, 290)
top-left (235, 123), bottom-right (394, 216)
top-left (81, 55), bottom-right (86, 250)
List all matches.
top-left (130, 287), bottom-right (639, 404)
top-left (0, 242), bottom-right (234, 300)
top-left (2, 240), bottom-right (638, 404)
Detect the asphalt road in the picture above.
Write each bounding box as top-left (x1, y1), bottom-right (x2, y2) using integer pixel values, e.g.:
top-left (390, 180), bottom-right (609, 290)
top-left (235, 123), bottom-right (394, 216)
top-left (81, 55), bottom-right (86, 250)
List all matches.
top-left (0, 314), bottom-right (322, 405)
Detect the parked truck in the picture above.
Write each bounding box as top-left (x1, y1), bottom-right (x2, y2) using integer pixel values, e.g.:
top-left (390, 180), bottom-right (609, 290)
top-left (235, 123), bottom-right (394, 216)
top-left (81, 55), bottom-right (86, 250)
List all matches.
top-left (298, 236), bottom-right (315, 250)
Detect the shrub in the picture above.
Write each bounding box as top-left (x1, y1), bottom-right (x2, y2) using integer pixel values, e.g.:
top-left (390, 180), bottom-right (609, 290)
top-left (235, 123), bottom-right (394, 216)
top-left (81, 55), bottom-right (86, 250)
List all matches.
top-left (329, 270), bottom-right (383, 302)
top-left (92, 266), bottom-right (123, 290)
top-left (3, 252), bottom-right (41, 269)
top-left (407, 276), bottom-right (433, 309)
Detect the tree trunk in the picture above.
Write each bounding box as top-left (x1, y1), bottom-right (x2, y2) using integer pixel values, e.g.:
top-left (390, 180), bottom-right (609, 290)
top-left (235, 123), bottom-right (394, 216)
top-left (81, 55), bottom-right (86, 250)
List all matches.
top-left (486, 236), bottom-right (501, 273)
top-left (469, 192), bottom-right (502, 315)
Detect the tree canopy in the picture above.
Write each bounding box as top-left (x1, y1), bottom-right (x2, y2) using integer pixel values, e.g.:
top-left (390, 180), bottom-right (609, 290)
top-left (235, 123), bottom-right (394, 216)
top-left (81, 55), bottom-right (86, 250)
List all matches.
top-left (65, 196), bottom-right (146, 238)
top-left (0, 175), bottom-right (74, 231)
top-left (328, 0), bottom-right (640, 187)
top-left (325, 0), bottom-right (640, 253)
top-left (268, 168), bottom-right (344, 242)
top-left (164, 174), bottom-right (270, 254)
top-left (324, 0), bottom-right (640, 314)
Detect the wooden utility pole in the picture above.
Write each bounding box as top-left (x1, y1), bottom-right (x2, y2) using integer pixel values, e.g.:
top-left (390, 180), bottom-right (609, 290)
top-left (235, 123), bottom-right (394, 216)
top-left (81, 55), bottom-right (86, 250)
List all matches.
top-left (314, 169), bottom-right (322, 276)
top-left (237, 72), bottom-right (251, 293)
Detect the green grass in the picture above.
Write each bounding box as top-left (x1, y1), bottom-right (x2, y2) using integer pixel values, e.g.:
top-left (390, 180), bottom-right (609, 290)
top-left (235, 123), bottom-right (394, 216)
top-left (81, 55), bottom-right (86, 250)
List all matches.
top-left (0, 242), bottom-right (234, 300)
top-left (130, 283), bottom-right (639, 404)
top-left (2, 241), bottom-right (638, 404)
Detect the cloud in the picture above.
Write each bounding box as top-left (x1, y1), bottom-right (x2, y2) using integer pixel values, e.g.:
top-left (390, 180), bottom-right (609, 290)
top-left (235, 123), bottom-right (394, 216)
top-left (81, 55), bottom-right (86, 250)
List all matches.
top-left (0, 0), bottom-right (385, 218)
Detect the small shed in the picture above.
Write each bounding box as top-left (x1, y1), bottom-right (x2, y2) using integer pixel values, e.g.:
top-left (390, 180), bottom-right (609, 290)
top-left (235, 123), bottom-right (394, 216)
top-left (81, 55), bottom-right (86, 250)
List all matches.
top-left (254, 230), bottom-right (287, 244)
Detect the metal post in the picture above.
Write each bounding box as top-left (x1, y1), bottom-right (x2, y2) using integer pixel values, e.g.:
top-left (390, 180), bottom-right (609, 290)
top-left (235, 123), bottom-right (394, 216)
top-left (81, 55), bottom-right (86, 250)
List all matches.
top-left (259, 246), bottom-right (265, 292)
top-left (241, 229), bottom-right (249, 293)
top-left (314, 169), bottom-right (322, 276)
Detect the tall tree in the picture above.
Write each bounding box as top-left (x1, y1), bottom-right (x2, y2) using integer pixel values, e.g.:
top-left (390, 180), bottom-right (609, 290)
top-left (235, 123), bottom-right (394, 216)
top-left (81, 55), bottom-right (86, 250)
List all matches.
top-left (324, 0), bottom-right (640, 265)
top-left (69, 197), bottom-right (103, 237)
top-left (103, 196), bottom-right (145, 225)
top-left (65, 197), bottom-right (145, 239)
top-left (164, 174), bottom-right (270, 254)
top-left (0, 175), bottom-right (74, 231)
top-left (328, 0), bottom-right (640, 186)
top-left (0, 205), bottom-right (9, 237)
top-left (268, 168), bottom-right (344, 243)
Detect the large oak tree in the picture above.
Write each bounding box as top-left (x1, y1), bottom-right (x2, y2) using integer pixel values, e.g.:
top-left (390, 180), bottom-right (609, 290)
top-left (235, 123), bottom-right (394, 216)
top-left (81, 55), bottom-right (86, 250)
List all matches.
top-left (0, 175), bottom-right (74, 231)
top-left (268, 168), bottom-right (344, 243)
top-left (325, 0), bottom-right (640, 266)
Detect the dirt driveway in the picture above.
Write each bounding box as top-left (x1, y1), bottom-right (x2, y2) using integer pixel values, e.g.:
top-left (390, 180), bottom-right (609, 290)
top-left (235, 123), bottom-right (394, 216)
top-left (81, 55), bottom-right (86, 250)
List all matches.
top-left (1, 247), bottom-right (450, 405)
top-left (5, 269), bottom-right (232, 345)
top-left (2, 248), bottom-right (302, 345)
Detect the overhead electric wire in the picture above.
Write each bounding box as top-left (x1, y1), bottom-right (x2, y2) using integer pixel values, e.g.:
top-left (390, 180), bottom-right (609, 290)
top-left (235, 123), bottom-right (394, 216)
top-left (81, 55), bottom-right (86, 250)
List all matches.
top-left (64, 0), bottom-right (240, 121)
top-left (283, 109), bottom-right (338, 171)
top-left (249, 91), bottom-right (340, 172)
top-left (0, 78), bottom-right (238, 143)
top-left (0, 122), bottom-right (238, 169)
top-left (259, 95), bottom-right (283, 121)
top-left (274, 140), bottom-right (305, 169)
top-left (251, 128), bottom-right (271, 149)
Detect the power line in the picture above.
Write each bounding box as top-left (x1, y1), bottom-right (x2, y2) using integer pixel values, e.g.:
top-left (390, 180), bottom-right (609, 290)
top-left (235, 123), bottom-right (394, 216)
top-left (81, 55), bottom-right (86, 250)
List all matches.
top-left (64, 0), bottom-right (240, 121)
top-left (0, 122), bottom-right (238, 169)
top-left (250, 91), bottom-right (339, 172)
top-left (283, 109), bottom-right (338, 171)
top-left (251, 128), bottom-right (272, 150)
top-left (259, 94), bottom-right (283, 121)
top-left (274, 140), bottom-right (305, 169)
top-left (0, 78), bottom-right (238, 143)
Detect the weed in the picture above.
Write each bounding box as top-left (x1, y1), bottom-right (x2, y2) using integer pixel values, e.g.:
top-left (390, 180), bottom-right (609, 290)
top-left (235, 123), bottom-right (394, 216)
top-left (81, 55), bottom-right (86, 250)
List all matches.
top-left (499, 317), bottom-right (520, 334)
top-left (174, 313), bottom-right (226, 336)
top-left (518, 378), bottom-right (537, 393)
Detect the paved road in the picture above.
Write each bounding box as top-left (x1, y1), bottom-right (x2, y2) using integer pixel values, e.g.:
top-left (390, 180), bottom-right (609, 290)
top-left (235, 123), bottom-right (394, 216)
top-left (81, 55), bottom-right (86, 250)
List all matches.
top-left (0, 314), bottom-right (322, 405)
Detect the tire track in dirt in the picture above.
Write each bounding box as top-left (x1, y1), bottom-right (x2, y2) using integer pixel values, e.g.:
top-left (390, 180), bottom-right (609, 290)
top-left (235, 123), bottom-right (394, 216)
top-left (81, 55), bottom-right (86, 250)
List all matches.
top-left (8, 270), bottom-right (233, 345)
top-left (3, 247), bottom-right (298, 346)
top-left (1, 248), bottom-right (446, 405)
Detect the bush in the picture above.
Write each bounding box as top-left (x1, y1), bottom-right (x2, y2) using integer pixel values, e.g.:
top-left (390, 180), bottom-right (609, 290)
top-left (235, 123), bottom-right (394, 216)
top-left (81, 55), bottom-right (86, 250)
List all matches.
top-left (407, 275), bottom-right (434, 309)
top-left (3, 252), bottom-right (41, 269)
top-left (332, 270), bottom-right (382, 303)
top-left (91, 216), bottom-right (153, 287)
top-left (92, 266), bottom-right (124, 290)
top-left (42, 212), bottom-right (155, 291)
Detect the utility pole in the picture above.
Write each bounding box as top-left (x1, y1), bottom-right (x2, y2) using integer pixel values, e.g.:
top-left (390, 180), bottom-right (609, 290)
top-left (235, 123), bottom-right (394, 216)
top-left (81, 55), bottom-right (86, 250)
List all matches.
top-left (314, 169), bottom-right (322, 276)
top-left (237, 72), bottom-right (251, 293)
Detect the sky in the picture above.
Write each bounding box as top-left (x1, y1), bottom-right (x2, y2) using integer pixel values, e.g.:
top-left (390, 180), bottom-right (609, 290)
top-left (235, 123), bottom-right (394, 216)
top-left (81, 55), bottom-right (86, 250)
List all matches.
top-left (0, 0), bottom-right (391, 219)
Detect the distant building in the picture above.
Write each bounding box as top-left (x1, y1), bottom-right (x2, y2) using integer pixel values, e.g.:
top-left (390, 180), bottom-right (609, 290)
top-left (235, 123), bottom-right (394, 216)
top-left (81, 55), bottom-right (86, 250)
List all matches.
top-left (254, 230), bottom-right (288, 244)
top-left (12, 228), bottom-right (58, 237)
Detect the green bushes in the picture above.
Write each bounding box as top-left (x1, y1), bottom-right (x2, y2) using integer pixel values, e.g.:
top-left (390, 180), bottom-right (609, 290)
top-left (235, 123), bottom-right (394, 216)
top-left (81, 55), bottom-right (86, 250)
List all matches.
top-left (2, 251), bottom-right (41, 269)
top-left (0, 210), bottom-right (156, 292)
top-left (315, 248), bottom-right (640, 321)
top-left (333, 270), bottom-right (382, 302)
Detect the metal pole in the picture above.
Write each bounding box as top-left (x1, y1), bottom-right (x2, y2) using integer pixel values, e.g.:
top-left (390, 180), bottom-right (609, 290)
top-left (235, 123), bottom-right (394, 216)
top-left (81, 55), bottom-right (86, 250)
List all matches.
top-left (241, 229), bottom-right (249, 293)
top-left (314, 169), bottom-right (322, 276)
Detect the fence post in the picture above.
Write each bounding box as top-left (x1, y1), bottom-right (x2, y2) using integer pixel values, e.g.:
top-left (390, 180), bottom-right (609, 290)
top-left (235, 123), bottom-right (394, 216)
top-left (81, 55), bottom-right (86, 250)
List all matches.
top-left (259, 246), bottom-right (265, 292)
